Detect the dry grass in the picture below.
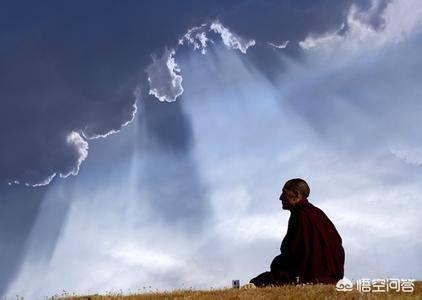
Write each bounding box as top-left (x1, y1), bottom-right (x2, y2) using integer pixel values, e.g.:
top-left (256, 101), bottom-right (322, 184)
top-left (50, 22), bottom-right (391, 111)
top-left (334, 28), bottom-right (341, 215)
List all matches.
top-left (61, 281), bottom-right (422, 300)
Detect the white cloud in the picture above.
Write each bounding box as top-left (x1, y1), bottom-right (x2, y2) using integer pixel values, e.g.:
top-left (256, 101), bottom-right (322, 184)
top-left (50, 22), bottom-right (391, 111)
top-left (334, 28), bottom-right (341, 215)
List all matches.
top-left (299, 23), bottom-right (344, 50)
top-left (299, 0), bottom-right (422, 52)
top-left (32, 173), bottom-right (57, 187)
top-left (178, 24), bottom-right (213, 55)
top-left (148, 21), bottom-right (256, 103)
top-left (13, 131), bottom-right (89, 187)
top-left (145, 48), bottom-right (184, 102)
top-left (178, 21), bottom-right (256, 55)
top-left (268, 40), bottom-right (289, 49)
top-left (83, 101), bottom-right (138, 140)
top-left (210, 21), bottom-right (256, 54)
top-left (62, 131), bottom-right (89, 178)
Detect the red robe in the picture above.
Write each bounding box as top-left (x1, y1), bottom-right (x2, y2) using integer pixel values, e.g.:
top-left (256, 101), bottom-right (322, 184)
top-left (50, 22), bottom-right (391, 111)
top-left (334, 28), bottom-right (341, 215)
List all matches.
top-left (250, 199), bottom-right (344, 286)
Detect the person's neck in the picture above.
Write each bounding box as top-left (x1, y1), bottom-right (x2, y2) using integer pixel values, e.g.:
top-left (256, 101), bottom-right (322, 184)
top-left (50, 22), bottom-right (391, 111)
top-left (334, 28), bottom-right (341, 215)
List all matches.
top-left (291, 198), bottom-right (309, 209)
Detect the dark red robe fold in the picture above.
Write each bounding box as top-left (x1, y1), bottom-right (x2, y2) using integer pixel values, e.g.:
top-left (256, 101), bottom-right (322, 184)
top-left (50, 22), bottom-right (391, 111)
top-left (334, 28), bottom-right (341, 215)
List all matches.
top-left (250, 199), bottom-right (344, 286)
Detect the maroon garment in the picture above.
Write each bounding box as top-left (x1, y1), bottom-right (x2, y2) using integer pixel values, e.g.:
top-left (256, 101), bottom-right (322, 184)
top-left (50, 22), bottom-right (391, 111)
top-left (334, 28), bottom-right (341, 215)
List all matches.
top-left (250, 199), bottom-right (344, 286)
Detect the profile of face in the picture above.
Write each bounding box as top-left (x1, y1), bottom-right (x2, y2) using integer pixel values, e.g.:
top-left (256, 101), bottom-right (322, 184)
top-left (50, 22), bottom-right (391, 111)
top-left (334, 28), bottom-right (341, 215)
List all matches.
top-left (279, 186), bottom-right (302, 210)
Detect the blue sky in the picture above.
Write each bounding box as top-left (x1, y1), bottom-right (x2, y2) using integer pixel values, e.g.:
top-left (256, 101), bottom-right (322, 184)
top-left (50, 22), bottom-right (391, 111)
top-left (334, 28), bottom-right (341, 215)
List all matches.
top-left (1, 0), bottom-right (422, 298)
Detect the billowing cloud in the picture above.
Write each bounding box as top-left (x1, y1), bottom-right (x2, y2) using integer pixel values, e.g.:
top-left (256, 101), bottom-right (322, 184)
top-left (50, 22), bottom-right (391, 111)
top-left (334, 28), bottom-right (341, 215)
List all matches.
top-left (0, 27), bottom-right (138, 187)
top-left (145, 48), bottom-right (184, 103)
top-left (0, 93), bottom-right (137, 187)
top-left (9, 131), bottom-right (90, 188)
top-left (148, 20), bottom-right (256, 103)
top-left (178, 24), bottom-right (213, 55)
top-left (299, 0), bottom-right (422, 51)
top-left (1, 0), bottom-right (378, 188)
top-left (64, 132), bottom-right (89, 176)
top-left (178, 21), bottom-right (256, 55)
top-left (0, 1), bottom-right (236, 187)
top-left (209, 21), bottom-right (256, 54)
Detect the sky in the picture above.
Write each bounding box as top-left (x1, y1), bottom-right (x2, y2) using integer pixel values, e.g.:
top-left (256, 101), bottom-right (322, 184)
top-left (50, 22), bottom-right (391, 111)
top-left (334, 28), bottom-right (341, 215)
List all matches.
top-left (1, 0), bottom-right (422, 298)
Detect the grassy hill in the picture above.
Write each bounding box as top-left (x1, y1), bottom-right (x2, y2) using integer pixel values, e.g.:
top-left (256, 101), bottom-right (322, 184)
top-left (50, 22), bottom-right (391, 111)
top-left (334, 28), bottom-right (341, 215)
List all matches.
top-left (63, 281), bottom-right (422, 299)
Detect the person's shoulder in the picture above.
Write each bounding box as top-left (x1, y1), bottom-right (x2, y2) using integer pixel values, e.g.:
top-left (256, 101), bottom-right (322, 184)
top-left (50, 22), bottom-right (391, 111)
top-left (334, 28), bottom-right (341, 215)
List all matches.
top-left (305, 201), bottom-right (324, 212)
top-left (291, 200), bottom-right (326, 219)
top-left (304, 202), bottom-right (339, 228)
top-left (300, 202), bottom-right (330, 219)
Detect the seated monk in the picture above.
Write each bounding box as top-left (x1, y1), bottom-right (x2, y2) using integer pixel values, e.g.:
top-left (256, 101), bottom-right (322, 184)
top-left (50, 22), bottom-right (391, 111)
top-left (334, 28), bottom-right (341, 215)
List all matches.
top-left (250, 178), bottom-right (345, 287)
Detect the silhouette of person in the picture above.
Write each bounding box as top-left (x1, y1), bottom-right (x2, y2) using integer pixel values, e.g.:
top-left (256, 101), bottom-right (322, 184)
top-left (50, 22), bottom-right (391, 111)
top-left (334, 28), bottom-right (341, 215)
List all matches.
top-left (249, 178), bottom-right (345, 287)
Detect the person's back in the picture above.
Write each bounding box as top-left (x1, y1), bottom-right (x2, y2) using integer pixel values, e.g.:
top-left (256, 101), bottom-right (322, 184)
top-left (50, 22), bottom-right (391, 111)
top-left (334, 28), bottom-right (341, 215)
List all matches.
top-left (278, 199), bottom-right (344, 284)
top-left (250, 178), bottom-right (345, 287)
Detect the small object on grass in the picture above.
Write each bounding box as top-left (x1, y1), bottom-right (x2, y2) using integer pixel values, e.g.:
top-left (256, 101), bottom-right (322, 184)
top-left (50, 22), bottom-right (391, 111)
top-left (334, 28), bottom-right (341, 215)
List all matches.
top-left (232, 280), bottom-right (240, 289)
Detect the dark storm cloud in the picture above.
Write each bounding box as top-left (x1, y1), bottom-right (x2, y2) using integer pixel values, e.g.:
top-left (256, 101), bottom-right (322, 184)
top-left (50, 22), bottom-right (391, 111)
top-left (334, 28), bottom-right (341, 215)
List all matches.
top-left (0, 0), bottom-right (385, 187)
top-left (0, 0), bottom-right (243, 187)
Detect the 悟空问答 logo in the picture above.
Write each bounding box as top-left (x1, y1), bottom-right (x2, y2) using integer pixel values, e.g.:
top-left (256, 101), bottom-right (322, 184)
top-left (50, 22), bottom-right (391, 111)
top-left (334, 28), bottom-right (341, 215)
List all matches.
top-left (336, 277), bottom-right (353, 292)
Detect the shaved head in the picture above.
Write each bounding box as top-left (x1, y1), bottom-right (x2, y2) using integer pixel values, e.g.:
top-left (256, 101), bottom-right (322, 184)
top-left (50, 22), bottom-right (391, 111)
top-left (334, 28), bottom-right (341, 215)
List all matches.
top-left (284, 178), bottom-right (310, 199)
